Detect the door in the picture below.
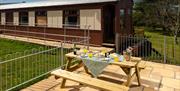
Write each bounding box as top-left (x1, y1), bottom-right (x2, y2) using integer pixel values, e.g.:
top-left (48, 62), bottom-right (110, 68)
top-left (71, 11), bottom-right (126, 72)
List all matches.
top-left (103, 5), bottom-right (115, 44)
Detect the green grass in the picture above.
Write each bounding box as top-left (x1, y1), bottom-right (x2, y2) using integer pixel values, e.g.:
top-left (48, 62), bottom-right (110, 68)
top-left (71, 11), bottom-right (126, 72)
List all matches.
top-left (0, 38), bottom-right (73, 91)
top-left (135, 27), bottom-right (180, 65)
top-left (0, 38), bottom-right (44, 57)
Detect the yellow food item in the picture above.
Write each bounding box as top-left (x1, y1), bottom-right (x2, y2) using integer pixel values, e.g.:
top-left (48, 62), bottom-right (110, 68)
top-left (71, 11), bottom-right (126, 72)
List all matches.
top-left (114, 57), bottom-right (119, 62)
top-left (83, 49), bottom-right (88, 53)
top-left (88, 53), bottom-right (93, 58)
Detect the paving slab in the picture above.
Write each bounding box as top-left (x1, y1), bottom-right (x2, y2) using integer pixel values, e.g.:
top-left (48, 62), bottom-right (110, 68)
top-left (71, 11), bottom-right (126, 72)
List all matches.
top-left (151, 68), bottom-right (174, 78)
top-left (161, 77), bottom-right (180, 89)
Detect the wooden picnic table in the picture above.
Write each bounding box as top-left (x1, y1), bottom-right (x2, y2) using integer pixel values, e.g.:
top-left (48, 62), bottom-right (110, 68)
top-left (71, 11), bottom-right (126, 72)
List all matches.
top-left (62, 52), bottom-right (146, 87)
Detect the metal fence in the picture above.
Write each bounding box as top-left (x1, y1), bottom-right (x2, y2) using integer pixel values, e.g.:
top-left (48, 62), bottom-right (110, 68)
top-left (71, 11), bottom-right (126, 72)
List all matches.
top-left (0, 45), bottom-right (74, 91)
top-left (0, 23), bottom-right (90, 91)
top-left (118, 35), bottom-right (180, 65)
top-left (0, 22), bottom-right (91, 47)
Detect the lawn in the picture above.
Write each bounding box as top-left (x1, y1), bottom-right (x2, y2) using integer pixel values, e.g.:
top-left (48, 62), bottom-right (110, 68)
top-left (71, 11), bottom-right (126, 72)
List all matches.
top-left (135, 27), bottom-right (180, 65)
top-left (0, 38), bottom-right (73, 91)
top-left (0, 38), bottom-right (44, 57)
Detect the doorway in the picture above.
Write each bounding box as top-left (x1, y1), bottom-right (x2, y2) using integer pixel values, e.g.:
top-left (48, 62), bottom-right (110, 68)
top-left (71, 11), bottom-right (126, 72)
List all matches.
top-left (103, 5), bottom-right (115, 44)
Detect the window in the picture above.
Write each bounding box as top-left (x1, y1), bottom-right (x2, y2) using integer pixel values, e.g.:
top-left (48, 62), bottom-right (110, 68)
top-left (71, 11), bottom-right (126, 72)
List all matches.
top-left (120, 9), bottom-right (126, 30)
top-left (35, 11), bottom-right (47, 26)
top-left (5, 12), bottom-right (13, 25)
top-left (19, 11), bottom-right (28, 25)
top-left (63, 10), bottom-right (80, 27)
top-left (127, 9), bottom-right (131, 15)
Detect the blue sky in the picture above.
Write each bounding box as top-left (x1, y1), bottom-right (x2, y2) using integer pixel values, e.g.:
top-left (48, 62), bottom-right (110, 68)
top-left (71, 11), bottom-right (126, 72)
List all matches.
top-left (0, 0), bottom-right (41, 3)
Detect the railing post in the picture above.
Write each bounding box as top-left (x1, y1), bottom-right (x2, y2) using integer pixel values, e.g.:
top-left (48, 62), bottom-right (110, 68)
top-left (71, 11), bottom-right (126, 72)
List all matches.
top-left (43, 26), bottom-right (46, 45)
top-left (60, 42), bottom-right (64, 68)
top-left (87, 25), bottom-right (90, 50)
top-left (164, 36), bottom-right (166, 64)
top-left (173, 36), bottom-right (176, 64)
top-left (115, 33), bottom-right (120, 53)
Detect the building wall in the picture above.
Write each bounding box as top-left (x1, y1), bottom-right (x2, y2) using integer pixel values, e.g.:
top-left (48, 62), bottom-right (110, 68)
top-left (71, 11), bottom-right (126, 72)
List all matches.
top-left (0, 1), bottom-right (133, 46)
top-left (0, 25), bottom-right (102, 46)
top-left (115, 0), bottom-right (133, 35)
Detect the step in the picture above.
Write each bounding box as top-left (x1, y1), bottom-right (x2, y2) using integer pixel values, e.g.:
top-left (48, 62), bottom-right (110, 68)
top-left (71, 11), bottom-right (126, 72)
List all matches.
top-left (102, 43), bottom-right (115, 47)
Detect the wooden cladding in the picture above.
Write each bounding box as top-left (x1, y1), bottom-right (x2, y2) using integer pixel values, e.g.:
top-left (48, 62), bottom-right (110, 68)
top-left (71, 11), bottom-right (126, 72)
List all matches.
top-left (36, 16), bottom-right (47, 26)
top-left (29, 11), bottom-right (35, 26)
top-left (13, 12), bottom-right (19, 25)
top-left (1, 13), bottom-right (5, 25)
top-left (47, 10), bottom-right (63, 28)
top-left (80, 9), bottom-right (101, 30)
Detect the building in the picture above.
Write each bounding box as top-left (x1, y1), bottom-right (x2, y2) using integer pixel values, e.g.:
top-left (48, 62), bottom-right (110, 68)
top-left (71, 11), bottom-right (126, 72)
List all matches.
top-left (0, 0), bottom-right (133, 47)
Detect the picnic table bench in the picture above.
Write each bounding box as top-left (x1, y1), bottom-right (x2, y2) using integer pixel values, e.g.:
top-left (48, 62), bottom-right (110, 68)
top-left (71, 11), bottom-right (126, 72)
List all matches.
top-left (51, 69), bottom-right (129, 91)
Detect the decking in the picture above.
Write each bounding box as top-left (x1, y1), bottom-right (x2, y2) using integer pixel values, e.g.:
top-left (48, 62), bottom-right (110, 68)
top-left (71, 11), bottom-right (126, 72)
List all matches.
top-left (21, 61), bottom-right (180, 91)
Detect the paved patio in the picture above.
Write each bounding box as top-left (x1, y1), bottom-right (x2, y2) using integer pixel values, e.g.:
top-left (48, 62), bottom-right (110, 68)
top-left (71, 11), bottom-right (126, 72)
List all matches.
top-left (21, 61), bottom-right (180, 91)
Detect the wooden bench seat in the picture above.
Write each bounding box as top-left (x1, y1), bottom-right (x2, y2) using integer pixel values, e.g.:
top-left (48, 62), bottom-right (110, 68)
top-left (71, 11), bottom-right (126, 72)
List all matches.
top-left (51, 69), bottom-right (129, 91)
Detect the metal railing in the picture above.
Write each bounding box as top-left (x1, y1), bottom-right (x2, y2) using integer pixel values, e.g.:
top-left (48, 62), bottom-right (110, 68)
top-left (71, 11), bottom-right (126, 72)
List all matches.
top-left (117, 35), bottom-right (180, 65)
top-left (0, 23), bottom-right (90, 91)
top-left (0, 45), bottom-right (74, 91)
top-left (0, 22), bottom-right (91, 47)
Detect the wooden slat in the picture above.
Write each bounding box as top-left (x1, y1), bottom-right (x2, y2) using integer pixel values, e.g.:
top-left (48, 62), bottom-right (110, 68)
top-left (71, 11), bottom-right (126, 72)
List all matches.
top-left (111, 61), bottom-right (146, 69)
top-left (51, 69), bottom-right (129, 91)
top-left (110, 61), bottom-right (137, 68)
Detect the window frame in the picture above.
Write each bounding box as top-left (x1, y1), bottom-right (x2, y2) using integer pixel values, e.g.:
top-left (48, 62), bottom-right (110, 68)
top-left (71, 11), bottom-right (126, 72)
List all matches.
top-left (5, 12), bottom-right (13, 25)
top-left (19, 11), bottom-right (29, 26)
top-left (63, 9), bottom-right (80, 28)
top-left (120, 9), bottom-right (126, 30)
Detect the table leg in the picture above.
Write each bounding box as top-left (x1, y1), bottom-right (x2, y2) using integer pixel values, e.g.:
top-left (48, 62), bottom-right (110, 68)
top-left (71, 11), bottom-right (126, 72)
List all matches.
top-left (83, 65), bottom-right (94, 77)
top-left (61, 57), bottom-right (73, 88)
top-left (135, 66), bottom-right (141, 86)
top-left (65, 57), bottom-right (73, 70)
top-left (60, 79), bottom-right (66, 88)
top-left (126, 68), bottom-right (132, 86)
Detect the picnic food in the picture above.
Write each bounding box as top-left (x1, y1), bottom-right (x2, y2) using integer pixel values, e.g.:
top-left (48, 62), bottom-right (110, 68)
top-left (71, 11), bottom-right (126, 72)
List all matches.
top-left (88, 53), bottom-right (93, 58)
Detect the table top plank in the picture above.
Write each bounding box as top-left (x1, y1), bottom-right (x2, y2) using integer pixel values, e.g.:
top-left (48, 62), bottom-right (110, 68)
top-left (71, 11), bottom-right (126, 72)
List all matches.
top-left (65, 52), bottom-right (143, 68)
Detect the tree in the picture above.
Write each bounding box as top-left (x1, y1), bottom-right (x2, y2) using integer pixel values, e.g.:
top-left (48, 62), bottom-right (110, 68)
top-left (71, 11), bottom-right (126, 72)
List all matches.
top-left (155, 0), bottom-right (180, 44)
top-left (134, 0), bottom-right (180, 44)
